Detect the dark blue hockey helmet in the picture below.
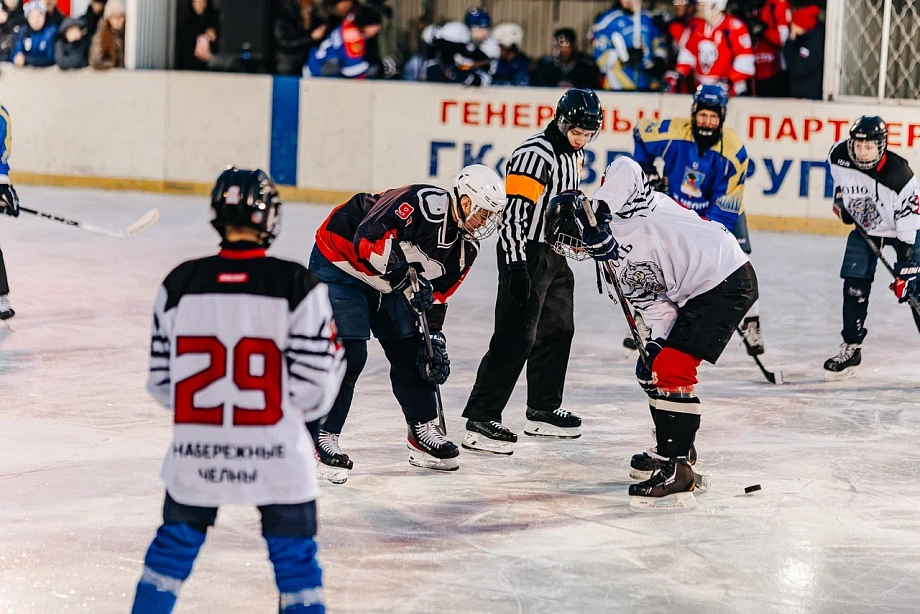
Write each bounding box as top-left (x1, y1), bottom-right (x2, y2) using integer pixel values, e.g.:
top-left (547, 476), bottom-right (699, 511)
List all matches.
top-left (555, 88), bottom-right (603, 142)
top-left (210, 167), bottom-right (282, 247)
top-left (848, 116), bottom-right (888, 170)
top-left (544, 190), bottom-right (592, 261)
top-left (464, 7), bottom-right (492, 29)
top-left (691, 83), bottom-right (728, 140)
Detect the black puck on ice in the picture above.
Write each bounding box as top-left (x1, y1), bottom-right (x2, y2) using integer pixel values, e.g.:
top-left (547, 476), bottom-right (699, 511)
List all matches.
top-left (744, 484), bottom-right (761, 494)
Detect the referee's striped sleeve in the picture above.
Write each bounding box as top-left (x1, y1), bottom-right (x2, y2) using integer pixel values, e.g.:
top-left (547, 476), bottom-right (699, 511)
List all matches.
top-left (499, 143), bottom-right (551, 263)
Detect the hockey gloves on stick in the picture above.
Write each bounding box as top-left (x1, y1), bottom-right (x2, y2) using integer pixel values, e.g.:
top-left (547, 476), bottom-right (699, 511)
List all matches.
top-left (507, 261), bottom-right (531, 306)
top-left (0, 184), bottom-right (19, 217)
top-left (574, 209), bottom-right (620, 261)
top-left (636, 339), bottom-right (665, 397)
top-left (394, 267), bottom-right (435, 313)
top-left (890, 261), bottom-right (920, 303)
top-left (832, 188), bottom-right (854, 225)
top-left (418, 331), bottom-right (450, 385)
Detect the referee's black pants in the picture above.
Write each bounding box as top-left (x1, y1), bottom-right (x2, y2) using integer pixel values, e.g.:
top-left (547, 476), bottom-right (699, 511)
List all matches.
top-left (463, 243), bottom-right (575, 422)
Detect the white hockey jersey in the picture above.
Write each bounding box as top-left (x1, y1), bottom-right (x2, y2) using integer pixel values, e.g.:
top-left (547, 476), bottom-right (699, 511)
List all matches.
top-left (147, 243), bottom-right (345, 507)
top-left (592, 157), bottom-right (749, 340)
top-left (828, 141), bottom-right (920, 243)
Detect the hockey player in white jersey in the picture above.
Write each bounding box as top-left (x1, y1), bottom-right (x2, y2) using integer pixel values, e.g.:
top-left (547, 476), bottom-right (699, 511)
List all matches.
top-left (131, 168), bottom-right (345, 614)
top-left (545, 157), bottom-right (758, 510)
top-left (824, 116), bottom-right (920, 379)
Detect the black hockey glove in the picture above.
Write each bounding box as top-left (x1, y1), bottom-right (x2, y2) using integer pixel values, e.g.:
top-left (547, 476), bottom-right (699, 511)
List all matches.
top-left (0, 184), bottom-right (19, 217)
top-left (507, 260), bottom-right (531, 307)
top-left (418, 331), bottom-right (450, 385)
top-left (393, 267), bottom-right (434, 313)
top-left (574, 209), bottom-right (619, 262)
top-left (832, 188), bottom-right (854, 225)
top-left (636, 339), bottom-right (665, 397)
top-left (625, 47), bottom-right (644, 68)
top-left (890, 261), bottom-right (919, 303)
top-left (640, 163), bottom-right (669, 194)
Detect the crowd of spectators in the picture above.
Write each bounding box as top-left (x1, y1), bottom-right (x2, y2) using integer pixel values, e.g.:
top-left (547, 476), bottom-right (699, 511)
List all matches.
top-left (0, 0), bottom-right (125, 70)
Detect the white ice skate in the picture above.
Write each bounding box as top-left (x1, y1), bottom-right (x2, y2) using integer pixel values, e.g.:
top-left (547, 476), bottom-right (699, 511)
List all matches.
top-left (407, 420), bottom-right (460, 471)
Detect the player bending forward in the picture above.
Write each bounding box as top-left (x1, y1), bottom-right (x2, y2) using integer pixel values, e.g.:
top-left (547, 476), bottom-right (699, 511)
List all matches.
top-left (548, 157), bottom-right (757, 510)
top-left (132, 168), bottom-right (345, 613)
top-left (310, 165), bottom-right (506, 481)
top-left (824, 116), bottom-right (920, 379)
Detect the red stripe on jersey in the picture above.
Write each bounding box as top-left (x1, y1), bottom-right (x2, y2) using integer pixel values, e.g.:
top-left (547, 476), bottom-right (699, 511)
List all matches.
top-left (357, 229), bottom-right (396, 265)
top-left (219, 248), bottom-right (267, 260)
top-left (218, 272), bottom-right (249, 283)
top-left (433, 268), bottom-right (469, 304)
top-left (314, 216), bottom-right (379, 276)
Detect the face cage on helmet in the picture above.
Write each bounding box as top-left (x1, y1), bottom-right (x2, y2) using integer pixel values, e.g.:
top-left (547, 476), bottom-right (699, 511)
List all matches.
top-left (847, 136), bottom-right (887, 171)
top-left (551, 232), bottom-right (592, 261)
top-left (558, 117), bottom-right (600, 144)
top-left (459, 204), bottom-right (500, 241)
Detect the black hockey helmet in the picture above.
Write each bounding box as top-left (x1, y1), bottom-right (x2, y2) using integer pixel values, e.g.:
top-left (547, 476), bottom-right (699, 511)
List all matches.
top-left (848, 116), bottom-right (888, 170)
top-left (544, 190), bottom-right (591, 261)
top-left (210, 167), bottom-right (282, 247)
top-left (555, 88), bottom-right (603, 141)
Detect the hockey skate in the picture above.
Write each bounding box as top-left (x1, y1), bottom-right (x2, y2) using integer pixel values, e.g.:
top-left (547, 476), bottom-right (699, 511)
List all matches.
top-left (629, 445), bottom-right (708, 491)
top-left (462, 420), bottom-right (517, 455)
top-left (740, 316), bottom-right (765, 356)
top-left (824, 343), bottom-right (861, 381)
top-left (629, 457), bottom-right (697, 511)
top-left (407, 420), bottom-right (460, 471)
top-left (524, 407), bottom-right (581, 439)
top-left (0, 294), bottom-right (14, 322)
top-left (315, 431), bottom-right (353, 484)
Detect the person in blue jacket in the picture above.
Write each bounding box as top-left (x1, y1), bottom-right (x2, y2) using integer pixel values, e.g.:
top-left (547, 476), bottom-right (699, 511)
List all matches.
top-left (304, 4), bottom-right (381, 78)
top-left (632, 83), bottom-right (767, 356)
top-left (590, 0), bottom-right (667, 91)
top-left (12, 1), bottom-right (57, 67)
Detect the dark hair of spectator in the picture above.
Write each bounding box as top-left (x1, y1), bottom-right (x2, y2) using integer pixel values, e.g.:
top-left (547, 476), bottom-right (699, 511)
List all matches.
top-left (353, 4), bottom-right (381, 28)
top-left (554, 28), bottom-right (576, 45)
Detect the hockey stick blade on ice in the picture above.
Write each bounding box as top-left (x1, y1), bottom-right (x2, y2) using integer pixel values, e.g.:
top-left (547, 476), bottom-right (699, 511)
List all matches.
top-left (20, 207), bottom-right (160, 240)
top-left (408, 267), bottom-right (447, 437)
top-left (735, 326), bottom-right (783, 385)
top-left (852, 223), bottom-right (920, 318)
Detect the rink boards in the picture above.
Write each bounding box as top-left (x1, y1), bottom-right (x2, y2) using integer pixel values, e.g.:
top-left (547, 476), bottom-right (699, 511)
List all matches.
top-left (5, 67), bottom-right (920, 234)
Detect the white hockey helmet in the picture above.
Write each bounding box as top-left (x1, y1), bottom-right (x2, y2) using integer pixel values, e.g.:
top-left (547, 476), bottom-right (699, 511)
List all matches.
top-left (492, 22), bottom-right (524, 49)
top-left (451, 164), bottom-right (507, 240)
top-left (698, 0), bottom-right (728, 19)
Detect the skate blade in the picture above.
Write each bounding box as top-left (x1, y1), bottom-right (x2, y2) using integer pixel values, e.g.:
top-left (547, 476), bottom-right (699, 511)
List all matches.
top-left (824, 366), bottom-right (858, 381)
top-left (407, 445), bottom-right (460, 471)
top-left (315, 461), bottom-right (349, 485)
top-left (523, 420), bottom-right (581, 439)
top-left (692, 471), bottom-right (711, 493)
top-left (461, 431), bottom-right (514, 455)
top-left (630, 491), bottom-right (697, 512)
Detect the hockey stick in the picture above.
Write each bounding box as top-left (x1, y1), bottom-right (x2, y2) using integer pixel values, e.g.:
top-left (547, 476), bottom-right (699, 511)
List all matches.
top-left (20, 207), bottom-right (160, 240)
top-left (408, 267), bottom-right (447, 437)
top-left (734, 326), bottom-right (783, 385)
top-left (580, 198), bottom-right (649, 367)
top-left (852, 223), bottom-right (920, 318)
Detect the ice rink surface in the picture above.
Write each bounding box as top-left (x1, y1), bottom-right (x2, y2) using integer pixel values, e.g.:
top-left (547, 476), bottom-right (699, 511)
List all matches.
top-left (2, 186), bottom-right (920, 613)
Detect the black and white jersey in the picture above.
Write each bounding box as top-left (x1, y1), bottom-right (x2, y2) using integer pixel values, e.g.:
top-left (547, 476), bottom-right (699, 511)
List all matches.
top-left (499, 123), bottom-right (584, 263)
top-left (147, 242), bottom-right (345, 507)
top-left (828, 141), bottom-right (920, 243)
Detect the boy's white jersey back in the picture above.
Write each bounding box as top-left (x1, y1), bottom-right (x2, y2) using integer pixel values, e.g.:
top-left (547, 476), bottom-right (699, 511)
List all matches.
top-left (147, 245), bottom-right (346, 507)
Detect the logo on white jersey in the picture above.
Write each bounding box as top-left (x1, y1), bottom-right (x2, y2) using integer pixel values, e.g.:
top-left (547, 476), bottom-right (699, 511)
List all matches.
top-left (848, 197), bottom-right (882, 231)
top-left (620, 260), bottom-right (667, 307)
top-left (698, 40), bottom-right (719, 73)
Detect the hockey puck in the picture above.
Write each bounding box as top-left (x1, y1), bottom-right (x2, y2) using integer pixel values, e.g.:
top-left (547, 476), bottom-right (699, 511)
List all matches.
top-left (744, 484), bottom-right (761, 494)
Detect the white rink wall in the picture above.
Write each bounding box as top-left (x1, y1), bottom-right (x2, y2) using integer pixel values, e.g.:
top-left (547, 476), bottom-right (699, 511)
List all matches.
top-left (4, 67), bottom-right (920, 232)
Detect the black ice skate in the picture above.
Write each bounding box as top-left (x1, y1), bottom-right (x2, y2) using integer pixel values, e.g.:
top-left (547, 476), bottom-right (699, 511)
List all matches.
top-left (629, 457), bottom-right (697, 511)
top-left (315, 431), bottom-right (353, 484)
top-left (462, 420), bottom-right (518, 455)
top-left (630, 444), bottom-right (697, 479)
top-left (524, 407), bottom-right (582, 439)
top-left (0, 294), bottom-right (14, 322)
top-left (740, 316), bottom-right (765, 356)
top-left (407, 420), bottom-right (460, 471)
top-left (824, 343), bottom-right (861, 381)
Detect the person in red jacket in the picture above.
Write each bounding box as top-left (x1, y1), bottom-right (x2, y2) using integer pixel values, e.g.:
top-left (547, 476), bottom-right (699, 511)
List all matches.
top-left (674, 0), bottom-right (754, 96)
top-left (748, 0), bottom-right (792, 97)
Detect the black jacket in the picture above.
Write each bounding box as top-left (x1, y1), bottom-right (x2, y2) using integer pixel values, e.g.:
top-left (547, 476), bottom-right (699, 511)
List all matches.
top-left (273, 0), bottom-right (324, 75)
top-left (55, 19), bottom-right (90, 69)
top-left (0, 5), bottom-right (24, 62)
top-left (783, 23), bottom-right (825, 100)
top-left (530, 52), bottom-right (600, 89)
top-left (175, 0), bottom-right (219, 71)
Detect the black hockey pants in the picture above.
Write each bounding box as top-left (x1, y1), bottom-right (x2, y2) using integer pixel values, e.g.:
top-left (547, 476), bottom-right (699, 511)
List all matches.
top-left (463, 243), bottom-right (575, 422)
top-left (0, 246), bottom-right (8, 295)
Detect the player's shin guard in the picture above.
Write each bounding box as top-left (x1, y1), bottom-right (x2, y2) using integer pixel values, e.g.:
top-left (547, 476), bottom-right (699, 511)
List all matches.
top-left (131, 523), bottom-right (207, 614)
top-left (842, 277), bottom-right (872, 345)
top-left (266, 536), bottom-right (325, 613)
top-left (647, 347), bottom-right (701, 459)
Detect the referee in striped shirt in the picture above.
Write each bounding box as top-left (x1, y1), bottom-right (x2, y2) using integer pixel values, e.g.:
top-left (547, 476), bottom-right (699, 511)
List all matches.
top-left (462, 89), bottom-right (603, 455)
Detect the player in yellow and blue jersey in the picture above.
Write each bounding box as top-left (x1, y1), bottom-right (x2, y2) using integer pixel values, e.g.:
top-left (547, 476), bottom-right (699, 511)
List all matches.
top-left (0, 105), bottom-right (21, 323)
top-left (632, 84), bottom-right (765, 356)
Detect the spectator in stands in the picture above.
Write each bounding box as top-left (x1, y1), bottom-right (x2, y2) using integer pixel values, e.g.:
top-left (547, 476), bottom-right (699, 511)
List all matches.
top-left (176, 0), bottom-right (218, 71)
top-left (674, 0), bottom-right (755, 96)
top-left (364, 0), bottom-right (405, 78)
top-left (783, 4), bottom-right (823, 100)
top-left (55, 16), bottom-right (89, 69)
top-left (401, 13), bottom-right (432, 81)
top-left (531, 27), bottom-right (600, 89)
top-left (591, 0), bottom-right (668, 91)
top-left (658, 0), bottom-right (696, 92)
top-left (0, 0), bottom-right (25, 62)
top-left (304, 4), bottom-right (381, 78)
top-left (81, 0), bottom-right (105, 39)
top-left (320, 0), bottom-right (354, 37)
top-left (12, 1), bottom-right (56, 67)
top-left (89, 0), bottom-right (124, 69)
top-left (422, 7), bottom-right (499, 86)
top-left (41, 0), bottom-right (61, 28)
top-left (491, 22), bottom-right (529, 86)
top-left (274, 0), bottom-right (325, 76)
top-left (742, 0), bottom-right (792, 97)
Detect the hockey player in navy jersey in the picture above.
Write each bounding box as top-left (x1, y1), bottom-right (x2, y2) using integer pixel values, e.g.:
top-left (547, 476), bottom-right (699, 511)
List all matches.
top-left (824, 116), bottom-right (920, 379)
top-left (633, 84), bottom-right (767, 356)
top-left (310, 164), bottom-right (506, 482)
top-left (0, 104), bottom-right (19, 324)
top-left (131, 168), bottom-right (345, 614)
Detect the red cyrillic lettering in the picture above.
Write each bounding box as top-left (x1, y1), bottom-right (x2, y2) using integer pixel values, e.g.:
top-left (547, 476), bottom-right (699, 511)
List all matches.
top-left (611, 110), bottom-right (632, 132)
top-left (803, 118), bottom-right (823, 142)
top-left (537, 105), bottom-right (554, 127)
top-left (829, 119), bottom-right (849, 141)
top-left (513, 104), bottom-right (531, 128)
top-left (909, 124), bottom-right (920, 148)
top-left (462, 101), bottom-right (480, 125)
top-left (441, 100), bottom-right (458, 124)
top-left (486, 103), bottom-right (507, 127)
top-left (887, 122), bottom-right (902, 147)
top-left (776, 117), bottom-right (798, 141)
top-left (749, 116), bottom-right (770, 140)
